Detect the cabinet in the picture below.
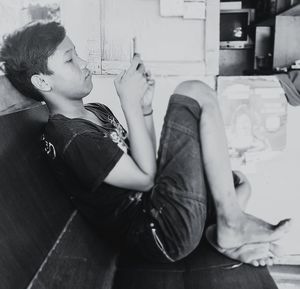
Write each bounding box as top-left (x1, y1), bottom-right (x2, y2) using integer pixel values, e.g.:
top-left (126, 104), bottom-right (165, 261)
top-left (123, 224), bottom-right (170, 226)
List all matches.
top-left (254, 3), bottom-right (300, 71)
top-left (219, 48), bottom-right (254, 75)
top-left (273, 4), bottom-right (300, 68)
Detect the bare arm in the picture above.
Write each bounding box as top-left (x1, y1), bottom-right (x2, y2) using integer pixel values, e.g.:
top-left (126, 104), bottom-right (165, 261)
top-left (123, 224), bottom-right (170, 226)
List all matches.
top-left (142, 109), bottom-right (156, 154)
top-left (104, 55), bottom-right (156, 191)
top-left (141, 71), bottom-right (156, 154)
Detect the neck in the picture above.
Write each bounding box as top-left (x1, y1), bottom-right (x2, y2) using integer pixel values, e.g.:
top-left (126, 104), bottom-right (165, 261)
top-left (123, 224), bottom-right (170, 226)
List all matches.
top-left (47, 98), bottom-right (87, 119)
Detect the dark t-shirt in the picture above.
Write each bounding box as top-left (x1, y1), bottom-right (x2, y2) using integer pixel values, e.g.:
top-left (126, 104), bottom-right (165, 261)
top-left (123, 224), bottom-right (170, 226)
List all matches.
top-left (43, 103), bottom-right (145, 239)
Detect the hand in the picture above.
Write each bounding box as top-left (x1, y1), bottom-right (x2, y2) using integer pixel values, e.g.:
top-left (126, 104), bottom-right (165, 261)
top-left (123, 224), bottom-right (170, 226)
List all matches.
top-left (114, 54), bottom-right (148, 108)
top-left (130, 56), bottom-right (155, 111)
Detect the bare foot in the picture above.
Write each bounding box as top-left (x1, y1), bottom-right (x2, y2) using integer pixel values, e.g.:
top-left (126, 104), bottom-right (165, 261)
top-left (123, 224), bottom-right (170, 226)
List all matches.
top-left (217, 213), bottom-right (292, 250)
top-left (222, 171), bottom-right (291, 250)
top-left (206, 225), bottom-right (281, 266)
top-left (240, 243), bottom-right (283, 267)
top-left (222, 242), bottom-right (275, 266)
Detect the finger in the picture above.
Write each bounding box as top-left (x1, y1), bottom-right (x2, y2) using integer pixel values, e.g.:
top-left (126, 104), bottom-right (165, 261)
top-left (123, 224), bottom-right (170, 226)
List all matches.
top-left (127, 54), bottom-right (143, 75)
top-left (145, 70), bottom-right (152, 80)
top-left (147, 79), bottom-right (155, 86)
top-left (137, 62), bottom-right (146, 74)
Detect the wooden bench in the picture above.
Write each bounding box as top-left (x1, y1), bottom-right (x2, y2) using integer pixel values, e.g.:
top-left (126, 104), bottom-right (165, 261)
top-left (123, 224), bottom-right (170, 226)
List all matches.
top-left (0, 75), bottom-right (117, 289)
top-left (0, 75), bottom-right (280, 289)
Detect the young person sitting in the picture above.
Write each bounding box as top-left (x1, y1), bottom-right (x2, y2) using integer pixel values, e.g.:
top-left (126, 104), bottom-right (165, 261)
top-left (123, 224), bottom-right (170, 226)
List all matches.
top-left (0, 21), bottom-right (292, 266)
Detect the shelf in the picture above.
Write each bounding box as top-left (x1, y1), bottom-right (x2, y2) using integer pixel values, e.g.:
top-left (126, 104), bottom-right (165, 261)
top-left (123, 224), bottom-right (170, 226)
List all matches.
top-left (279, 3), bottom-right (300, 16)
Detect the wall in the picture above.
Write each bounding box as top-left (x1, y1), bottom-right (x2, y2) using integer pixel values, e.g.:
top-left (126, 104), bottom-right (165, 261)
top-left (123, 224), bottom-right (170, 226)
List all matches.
top-left (0, 0), bottom-right (23, 39)
top-left (101, 0), bottom-right (205, 62)
top-left (246, 104), bottom-right (300, 252)
top-left (60, 0), bottom-right (217, 139)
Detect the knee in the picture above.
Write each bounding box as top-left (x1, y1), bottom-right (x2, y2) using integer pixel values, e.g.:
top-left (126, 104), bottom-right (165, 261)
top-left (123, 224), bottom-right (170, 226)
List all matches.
top-left (174, 80), bottom-right (218, 108)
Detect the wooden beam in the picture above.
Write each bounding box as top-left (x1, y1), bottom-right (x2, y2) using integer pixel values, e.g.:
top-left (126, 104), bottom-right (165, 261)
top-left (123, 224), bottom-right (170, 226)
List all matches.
top-left (102, 60), bottom-right (206, 76)
top-left (204, 0), bottom-right (220, 75)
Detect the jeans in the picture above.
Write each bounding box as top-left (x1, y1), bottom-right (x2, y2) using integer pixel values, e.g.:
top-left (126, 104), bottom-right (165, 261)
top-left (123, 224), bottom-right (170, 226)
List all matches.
top-left (127, 94), bottom-right (212, 263)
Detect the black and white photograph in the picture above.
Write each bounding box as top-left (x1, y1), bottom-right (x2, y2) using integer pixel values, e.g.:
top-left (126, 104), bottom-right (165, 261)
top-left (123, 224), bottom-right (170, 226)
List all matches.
top-left (0, 0), bottom-right (300, 288)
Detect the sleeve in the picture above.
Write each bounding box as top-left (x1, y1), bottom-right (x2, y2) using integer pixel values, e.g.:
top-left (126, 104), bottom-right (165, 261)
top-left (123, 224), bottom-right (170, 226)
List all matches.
top-left (62, 131), bottom-right (124, 191)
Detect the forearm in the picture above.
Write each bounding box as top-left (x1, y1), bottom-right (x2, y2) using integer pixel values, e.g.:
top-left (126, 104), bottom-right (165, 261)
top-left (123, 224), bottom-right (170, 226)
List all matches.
top-left (142, 106), bottom-right (157, 154)
top-left (123, 104), bottom-right (157, 179)
top-left (144, 115), bottom-right (157, 155)
top-left (114, 53), bottom-right (157, 181)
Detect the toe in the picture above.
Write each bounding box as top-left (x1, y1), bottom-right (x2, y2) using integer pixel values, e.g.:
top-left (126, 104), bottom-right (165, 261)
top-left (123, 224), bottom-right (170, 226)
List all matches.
top-left (251, 260), bottom-right (259, 267)
top-left (258, 259), bottom-right (266, 266)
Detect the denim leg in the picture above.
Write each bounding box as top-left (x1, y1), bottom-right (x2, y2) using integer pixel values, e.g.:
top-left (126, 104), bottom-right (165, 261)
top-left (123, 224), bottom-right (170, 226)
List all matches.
top-left (148, 94), bottom-right (210, 261)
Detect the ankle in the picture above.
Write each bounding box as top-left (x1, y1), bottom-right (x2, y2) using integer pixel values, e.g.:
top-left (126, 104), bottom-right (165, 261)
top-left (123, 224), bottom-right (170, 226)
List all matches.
top-left (217, 207), bottom-right (243, 228)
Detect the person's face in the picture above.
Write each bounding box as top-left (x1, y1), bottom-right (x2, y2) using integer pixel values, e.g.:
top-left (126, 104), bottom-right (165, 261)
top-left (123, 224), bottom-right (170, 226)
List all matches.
top-left (45, 36), bottom-right (93, 100)
top-left (236, 114), bottom-right (252, 135)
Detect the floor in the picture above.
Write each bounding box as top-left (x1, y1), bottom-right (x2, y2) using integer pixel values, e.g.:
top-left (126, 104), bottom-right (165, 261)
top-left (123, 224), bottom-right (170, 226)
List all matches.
top-left (269, 265), bottom-right (300, 289)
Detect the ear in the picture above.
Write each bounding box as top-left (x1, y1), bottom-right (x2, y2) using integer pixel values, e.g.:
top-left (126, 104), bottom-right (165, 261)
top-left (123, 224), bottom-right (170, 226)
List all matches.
top-left (31, 74), bottom-right (51, 92)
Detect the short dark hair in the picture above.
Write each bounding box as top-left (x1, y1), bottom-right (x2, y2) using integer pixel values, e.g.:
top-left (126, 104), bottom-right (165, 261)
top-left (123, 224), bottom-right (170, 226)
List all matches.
top-left (0, 21), bottom-right (66, 101)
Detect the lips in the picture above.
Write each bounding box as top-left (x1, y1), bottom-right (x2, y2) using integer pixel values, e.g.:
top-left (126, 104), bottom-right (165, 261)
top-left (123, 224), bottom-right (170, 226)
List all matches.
top-left (84, 70), bottom-right (91, 79)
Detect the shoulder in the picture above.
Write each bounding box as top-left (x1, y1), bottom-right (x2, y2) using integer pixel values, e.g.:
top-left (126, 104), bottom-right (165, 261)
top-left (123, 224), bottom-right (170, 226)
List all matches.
top-left (43, 114), bottom-right (103, 155)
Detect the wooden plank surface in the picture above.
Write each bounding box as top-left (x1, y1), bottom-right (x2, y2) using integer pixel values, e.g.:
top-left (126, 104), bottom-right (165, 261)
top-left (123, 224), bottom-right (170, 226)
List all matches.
top-left (102, 60), bottom-right (206, 76)
top-left (269, 265), bottom-right (300, 289)
top-left (0, 101), bottom-right (73, 289)
top-left (100, 0), bottom-right (205, 69)
top-left (205, 0), bottom-right (220, 75)
top-left (0, 76), bottom-right (38, 115)
top-left (29, 213), bottom-right (118, 289)
top-left (114, 238), bottom-right (279, 289)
